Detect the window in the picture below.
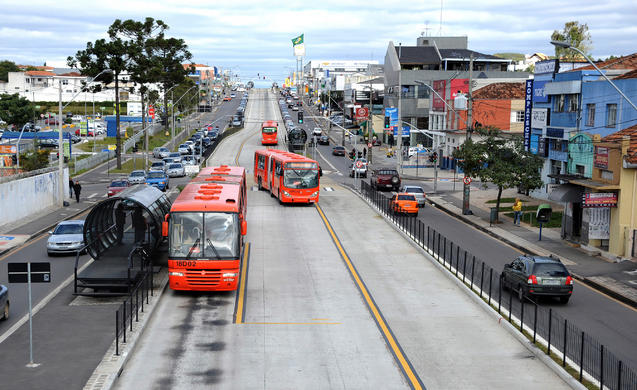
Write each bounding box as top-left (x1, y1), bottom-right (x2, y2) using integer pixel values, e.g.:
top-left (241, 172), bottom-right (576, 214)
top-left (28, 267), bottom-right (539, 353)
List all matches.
top-left (555, 95), bottom-right (565, 112)
top-left (62, 80), bottom-right (68, 85)
top-left (606, 104), bottom-right (617, 127)
top-left (515, 111), bottom-right (524, 122)
top-left (576, 165), bottom-right (585, 175)
top-left (586, 104), bottom-right (595, 126)
top-left (568, 94), bottom-right (579, 112)
top-left (25, 78), bottom-right (30, 83)
top-left (416, 86), bottom-right (430, 98)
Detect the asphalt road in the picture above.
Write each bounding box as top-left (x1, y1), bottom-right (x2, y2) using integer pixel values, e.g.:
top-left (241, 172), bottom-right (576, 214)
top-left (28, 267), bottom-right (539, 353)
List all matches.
top-left (305, 104), bottom-right (637, 370)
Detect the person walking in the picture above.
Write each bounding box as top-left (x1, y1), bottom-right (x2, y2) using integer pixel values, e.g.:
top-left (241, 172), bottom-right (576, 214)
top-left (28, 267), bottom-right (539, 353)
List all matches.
top-left (512, 198), bottom-right (523, 226)
top-left (115, 203), bottom-right (126, 244)
top-left (133, 208), bottom-right (147, 244)
top-left (69, 178), bottom-right (74, 198)
top-left (73, 180), bottom-right (82, 203)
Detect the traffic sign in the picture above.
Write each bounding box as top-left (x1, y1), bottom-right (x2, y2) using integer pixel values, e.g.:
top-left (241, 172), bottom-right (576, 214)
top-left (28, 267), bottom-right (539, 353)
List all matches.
top-left (463, 176), bottom-right (472, 185)
top-left (148, 106), bottom-right (155, 119)
top-left (355, 107), bottom-right (369, 120)
top-left (8, 262), bottom-right (51, 283)
top-left (355, 160), bottom-right (364, 168)
top-left (367, 142), bottom-right (372, 148)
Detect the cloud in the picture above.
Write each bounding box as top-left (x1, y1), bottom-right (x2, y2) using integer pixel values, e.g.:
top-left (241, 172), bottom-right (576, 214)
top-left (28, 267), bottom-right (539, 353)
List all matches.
top-left (0, 0), bottom-right (636, 81)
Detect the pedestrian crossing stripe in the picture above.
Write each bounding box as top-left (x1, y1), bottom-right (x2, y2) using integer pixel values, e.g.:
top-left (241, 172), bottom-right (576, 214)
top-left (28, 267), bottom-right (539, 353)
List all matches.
top-left (324, 187), bottom-right (334, 191)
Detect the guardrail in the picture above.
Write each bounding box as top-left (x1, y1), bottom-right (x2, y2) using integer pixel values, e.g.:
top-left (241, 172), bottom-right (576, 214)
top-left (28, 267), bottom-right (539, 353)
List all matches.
top-left (74, 150), bottom-right (114, 173)
top-left (360, 180), bottom-right (637, 390)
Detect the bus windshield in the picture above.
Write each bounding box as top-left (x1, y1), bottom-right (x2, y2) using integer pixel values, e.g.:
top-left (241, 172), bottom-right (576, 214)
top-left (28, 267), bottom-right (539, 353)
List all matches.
top-left (284, 169), bottom-right (318, 189)
top-left (262, 127), bottom-right (277, 134)
top-left (169, 212), bottom-right (240, 259)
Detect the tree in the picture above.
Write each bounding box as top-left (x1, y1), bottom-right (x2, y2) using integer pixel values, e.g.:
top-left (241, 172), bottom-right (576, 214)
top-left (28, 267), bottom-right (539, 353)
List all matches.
top-left (0, 60), bottom-right (20, 82)
top-left (0, 93), bottom-right (35, 129)
top-left (68, 20), bottom-right (139, 169)
top-left (454, 132), bottom-right (543, 222)
top-left (551, 21), bottom-right (593, 60)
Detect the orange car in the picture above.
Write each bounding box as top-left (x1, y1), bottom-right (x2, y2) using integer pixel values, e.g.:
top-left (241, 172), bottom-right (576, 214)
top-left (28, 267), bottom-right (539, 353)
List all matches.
top-left (390, 193), bottom-right (419, 216)
top-left (223, 96), bottom-right (232, 101)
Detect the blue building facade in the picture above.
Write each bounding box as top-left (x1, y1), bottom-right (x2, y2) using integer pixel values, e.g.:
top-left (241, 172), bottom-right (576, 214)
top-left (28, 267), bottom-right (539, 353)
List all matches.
top-left (580, 77), bottom-right (637, 137)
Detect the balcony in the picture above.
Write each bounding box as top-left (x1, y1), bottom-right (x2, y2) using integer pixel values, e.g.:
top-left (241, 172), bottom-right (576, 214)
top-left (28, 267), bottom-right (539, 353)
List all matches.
top-left (548, 149), bottom-right (568, 162)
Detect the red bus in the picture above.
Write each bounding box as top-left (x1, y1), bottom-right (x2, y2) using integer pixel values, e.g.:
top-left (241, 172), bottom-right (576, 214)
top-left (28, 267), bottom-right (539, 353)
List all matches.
top-left (254, 149), bottom-right (320, 204)
top-left (261, 120), bottom-right (278, 145)
top-left (163, 180), bottom-right (247, 291)
top-left (194, 165), bottom-right (247, 218)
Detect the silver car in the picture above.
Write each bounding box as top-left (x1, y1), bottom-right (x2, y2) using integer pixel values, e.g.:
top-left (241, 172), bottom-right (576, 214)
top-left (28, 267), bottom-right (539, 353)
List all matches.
top-left (178, 144), bottom-right (190, 155)
top-left (128, 170), bottom-right (147, 184)
top-left (181, 155), bottom-right (196, 165)
top-left (166, 163), bottom-right (185, 177)
top-left (47, 220), bottom-right (85, 256)
top-left (401, 185), bottom-right (426, 207)
top-left (153, 147), bottom-right (169, 159)
top-left (168, 152), bottom-right (182, 163)
top-left (150, 161), bottom-right (166, 172)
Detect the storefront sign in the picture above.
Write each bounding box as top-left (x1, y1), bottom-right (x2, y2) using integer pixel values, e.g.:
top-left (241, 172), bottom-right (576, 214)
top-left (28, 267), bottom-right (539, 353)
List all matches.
top-left (594, 146), bottom-right (609, 169)
top-left (588, 207), bottom-right (610, 239)
top-left (432, 80), bottom-right (446, 112)
top-left (531, 108), bottom-right (548, 127)
top-left (582, 192), bottom-right (617, 208)
top-left (532, 80), bottom-right (550, 103)
top-left (524, 79), bottom-right (533, 151)
top-left (535, 59), bottom-right (560, 75)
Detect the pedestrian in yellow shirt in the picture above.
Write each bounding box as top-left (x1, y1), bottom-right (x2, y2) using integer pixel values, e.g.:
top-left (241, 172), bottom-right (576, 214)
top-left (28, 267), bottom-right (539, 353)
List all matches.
top-left (513, 198), bottom-right (523, 226)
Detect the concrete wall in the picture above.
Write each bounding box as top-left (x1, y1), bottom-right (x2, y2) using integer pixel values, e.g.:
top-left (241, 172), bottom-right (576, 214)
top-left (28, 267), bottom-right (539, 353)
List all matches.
top-left (0, 168), bottom-right (68, 230)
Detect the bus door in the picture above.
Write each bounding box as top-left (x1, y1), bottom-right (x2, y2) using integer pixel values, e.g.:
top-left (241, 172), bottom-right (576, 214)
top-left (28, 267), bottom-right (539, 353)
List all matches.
top-left (273, 159), bottom-right (283, 197)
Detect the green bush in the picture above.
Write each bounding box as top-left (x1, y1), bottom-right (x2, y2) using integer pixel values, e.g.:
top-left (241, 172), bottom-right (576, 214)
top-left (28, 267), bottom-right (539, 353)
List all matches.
top-left (21, 150), bottom-right (50, 171)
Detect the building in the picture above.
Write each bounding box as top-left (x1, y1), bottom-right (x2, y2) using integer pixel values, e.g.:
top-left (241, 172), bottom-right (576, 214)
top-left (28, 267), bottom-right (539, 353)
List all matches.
top-left (304, 60), bottom-right (380, 97)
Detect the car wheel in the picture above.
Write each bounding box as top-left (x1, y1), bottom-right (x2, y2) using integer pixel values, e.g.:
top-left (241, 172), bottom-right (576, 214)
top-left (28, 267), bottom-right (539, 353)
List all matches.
top-left (1, 302), bottom-right (9, 321)
top-left (517, 285), bottom-right (526, 302)
top-left (559, 296), bottom-right (570, 304)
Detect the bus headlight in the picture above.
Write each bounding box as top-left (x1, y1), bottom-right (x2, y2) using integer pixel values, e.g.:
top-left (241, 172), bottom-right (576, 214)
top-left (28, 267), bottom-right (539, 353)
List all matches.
top-left (222, 273), bottom-right (238, 277)
top-left (169, 272), bottom-right (184, 277)
top-left (311, 191), bottom-right (318, 197)
top-left (283, 191), bottom-right (291, 197)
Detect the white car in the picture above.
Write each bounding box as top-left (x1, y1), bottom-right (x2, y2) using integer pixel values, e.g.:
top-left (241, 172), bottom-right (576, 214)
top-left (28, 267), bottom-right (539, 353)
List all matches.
top-left (166, 163), bottom-right (186, 178)
top-left (401, 185), bottom-right (426, 207)
top-left (47, 220), bottom-right (85, 256)
top-left (313, 127), bottom-right (322, 136)
top-left (128, 170), bottom-right (147, 184)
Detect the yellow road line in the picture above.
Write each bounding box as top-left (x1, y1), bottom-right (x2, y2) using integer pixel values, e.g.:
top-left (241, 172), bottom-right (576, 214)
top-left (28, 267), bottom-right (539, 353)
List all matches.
top-left (234, 242), bottom-right (250, 324)
top-left (243, 322), bottom-right (341, 325)
top-left (315, 204), bottom-right (424, 390)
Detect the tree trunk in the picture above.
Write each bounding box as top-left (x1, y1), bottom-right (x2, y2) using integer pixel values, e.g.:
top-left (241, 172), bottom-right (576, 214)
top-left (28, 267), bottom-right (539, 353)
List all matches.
top-left (163, 85), bottom-right (169, 134)
top-left (140, 88), bottom-right (147, 170)
top-left (495, 185), bottom-right (503, 223)
top-left (115, 74), bottom-right (121, 169)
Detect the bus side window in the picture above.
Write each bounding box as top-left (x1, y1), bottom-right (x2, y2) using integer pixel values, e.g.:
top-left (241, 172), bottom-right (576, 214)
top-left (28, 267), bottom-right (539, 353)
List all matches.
top-left (258, 155), bottom-right (265, 169)
top-left (275, 161), bottom-right (282, 176)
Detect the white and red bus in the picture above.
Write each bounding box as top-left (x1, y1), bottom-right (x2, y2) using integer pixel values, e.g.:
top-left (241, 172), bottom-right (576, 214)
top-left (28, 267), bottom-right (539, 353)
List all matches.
top-left (254, 149), bottom-right (320, 204)
top-left (163, 176), bottom-right (247, 292)
top-left (261, 120), bottom-right (278, 145)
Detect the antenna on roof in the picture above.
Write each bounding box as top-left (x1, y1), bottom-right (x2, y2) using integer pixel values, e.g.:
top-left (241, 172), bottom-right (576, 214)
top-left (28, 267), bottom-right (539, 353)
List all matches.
top-left (439, 0), bottom-right (444, 36)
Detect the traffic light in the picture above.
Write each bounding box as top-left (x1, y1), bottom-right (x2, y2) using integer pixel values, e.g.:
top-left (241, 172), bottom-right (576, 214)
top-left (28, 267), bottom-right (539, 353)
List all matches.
top-left (432, 152), bottom-right (438, 163)
top-left (298, 111), bottom-right (303, 123)
top-left (384, 116), bottom-right (390, 128)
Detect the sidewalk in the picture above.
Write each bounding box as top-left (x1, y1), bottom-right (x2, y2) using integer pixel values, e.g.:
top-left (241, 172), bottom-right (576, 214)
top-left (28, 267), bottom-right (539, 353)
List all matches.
top-left (399, 165), bottom-right (637, 308)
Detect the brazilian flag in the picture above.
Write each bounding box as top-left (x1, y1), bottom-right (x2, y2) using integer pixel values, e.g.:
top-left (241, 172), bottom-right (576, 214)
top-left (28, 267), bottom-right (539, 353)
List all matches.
top-left (291, 34), bottom-right (304, 46)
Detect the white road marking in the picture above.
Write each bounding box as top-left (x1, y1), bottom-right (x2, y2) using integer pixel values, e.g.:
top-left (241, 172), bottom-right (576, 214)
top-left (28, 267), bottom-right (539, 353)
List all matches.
top-left (324, 187), bottom-right (334, 191)
top-left (88, 193), bottom-right (97, 199)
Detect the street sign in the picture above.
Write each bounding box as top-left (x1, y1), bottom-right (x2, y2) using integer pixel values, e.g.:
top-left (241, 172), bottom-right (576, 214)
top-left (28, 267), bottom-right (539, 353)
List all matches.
top-left (367, 143), bottom-right (372, 148)
top-left (0, 145), bottom-right (17, 154)
top-left (355, 107), bottom-right (369, 120)
top-left (463, 176), bottom-right (472, 185)
top-left (8, 262), bottom-right (51, 283)
top-left (148, 106), bottom-right (155, 119)
top-left (355, 160), bottom-right (364, 168)
top-left (393, 126), bottom-right (410, 137)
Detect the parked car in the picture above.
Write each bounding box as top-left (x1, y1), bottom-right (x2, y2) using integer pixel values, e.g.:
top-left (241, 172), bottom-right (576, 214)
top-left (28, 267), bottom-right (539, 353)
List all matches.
top-left (231, 115), bottom-right (243, 127)
top-left (44, 118), bottom-right (60, 125)
top-left (318, 135), bottom-right (330, 145)
top-left (166, 163), bottom-right (186, 178)
top-left (501, 255), bottom-right (574, 303)
top-left (146, 170), bottom-right (169, 191)
top-left (202, 137), bottom-right (211, 147)
top-left (401, 185), bottom-right (426, 207)
top-left (223, 96), bottom-right (232, 101)
top-left (128, 170), bottom-right (147, 184)
top-left (0, 284), bottom-right (8, 320)
top-left (71, 115), bottom-right (83, 122)
top-left (390, 193), bottom-right (419, 216)
top-left (370, 168), bottom-right (401, 191)
top-left (47, 220), bottom-right (86, 256)
top-left (153, 147), bottom-right (170, 159)
top-left (108, 179), bottom-right (131, 197)
top-left (349, 158), bottom-right (368, 178)
top-left (168, 152), bottom-right (182, 163)
top-left (332, 146), bottom-right (346, 156)
top-left (150, 161), bottom-right (166, 172)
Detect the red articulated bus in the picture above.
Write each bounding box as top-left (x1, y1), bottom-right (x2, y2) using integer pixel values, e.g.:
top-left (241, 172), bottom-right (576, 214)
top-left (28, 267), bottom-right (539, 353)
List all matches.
top-left (261, 120), bottom-right (278, 145)
top-left (254, 149), bottom-right (320, 204)
top-left (163, 180), bottom-right (247, 292)
top-left (193, 165), bottom-right (247, 218)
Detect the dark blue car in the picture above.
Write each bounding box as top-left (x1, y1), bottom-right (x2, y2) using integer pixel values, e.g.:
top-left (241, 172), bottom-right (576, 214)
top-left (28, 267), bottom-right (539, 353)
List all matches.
top-left (146, 170), bottom-right (170, 192)
top-left (1, 284), bottom-right (9, 321)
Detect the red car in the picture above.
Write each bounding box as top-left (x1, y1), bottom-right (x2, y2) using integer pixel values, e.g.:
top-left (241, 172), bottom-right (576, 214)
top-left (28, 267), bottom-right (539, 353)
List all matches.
top-left (44, 118), bottom-right (60, 125)
top-left (107, 179), bottom-right (131, 197)
top-left (75, 129), bottom-right (95, 137)
top-left (223, 96), bottom-right (232, 101)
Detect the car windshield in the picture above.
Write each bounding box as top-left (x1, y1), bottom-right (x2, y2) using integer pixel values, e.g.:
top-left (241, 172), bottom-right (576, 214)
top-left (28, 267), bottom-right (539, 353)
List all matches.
top-left (379, 170), bottom-right (397, 175)
top-left (284, 168), bottom-right (319, 189)
top-left (169, 153), bottom-right (180, 157)
top-left (180, 145), bottom-right (188, 148)
top-left (110, 181), bottom-right (127, 187)
top-left (169, 212), bottom-right (240, 259)
top-left (398, 195), bottom-right (415, 201)
top-left (262, 127), bottom-right (277, 134)
top-left (405, 187), bottom-right (424, 193)
top-left (148, 171), bottom-right (165, 178)
top-left (54, 223), bottom-right (83, 234)
top-left (169, 164), bottom-right (182, 169)
top-left (130, 171), bottom-right (145, 177)
top-left (151, 163), bottom-right (163, 167)
top-left (534, 263), bottom-right (568, 277)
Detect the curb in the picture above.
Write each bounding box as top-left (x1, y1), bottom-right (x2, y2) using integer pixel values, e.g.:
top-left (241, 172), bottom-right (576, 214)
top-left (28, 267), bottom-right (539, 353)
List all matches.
top-left (343, 184), bottom-right (586, 390)
top-left (426, 196), bottom-right (637, 310)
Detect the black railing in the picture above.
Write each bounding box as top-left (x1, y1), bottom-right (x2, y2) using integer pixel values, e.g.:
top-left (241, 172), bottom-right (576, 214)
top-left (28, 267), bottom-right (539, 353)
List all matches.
top-left (114, 246), bottom-right (154, 356)
top-left (74, 224), bottom-right (117, 294)
top-left (360, 180), bottom-right (637, 390)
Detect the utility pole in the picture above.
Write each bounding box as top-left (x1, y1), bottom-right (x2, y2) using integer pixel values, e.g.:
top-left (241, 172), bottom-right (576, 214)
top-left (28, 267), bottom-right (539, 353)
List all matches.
top-left (58, 79), bottom-right (64, 206)
top-left (368, 73), bottom-right (373, 165)
top-left (397, 69), bottom-right (402, 173)
top-left (462, 55), bottom-right (474, 215)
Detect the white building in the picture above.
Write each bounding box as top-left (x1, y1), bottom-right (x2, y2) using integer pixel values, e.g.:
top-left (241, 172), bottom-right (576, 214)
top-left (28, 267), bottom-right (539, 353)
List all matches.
top-left (304, 60), bottom-right (380, 94)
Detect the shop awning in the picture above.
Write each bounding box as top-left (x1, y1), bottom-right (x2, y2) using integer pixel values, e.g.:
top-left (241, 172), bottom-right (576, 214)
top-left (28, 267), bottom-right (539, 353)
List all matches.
top-left (548, 184), bottom-right (584, 202)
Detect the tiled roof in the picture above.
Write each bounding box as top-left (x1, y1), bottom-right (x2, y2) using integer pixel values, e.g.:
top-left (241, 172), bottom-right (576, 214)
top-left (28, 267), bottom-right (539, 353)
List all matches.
top-left (577, 53), bottom-right (637, 71)
top-left (614, 69), bottom-right (637, 80)
top-left (601, 124), bottom-right (637, 164)
top-left (439, 49), bottom-right (506, 61)
top-left (58, 72), bottom-right (83, 77)
top-left (395, 46), bottom-right (441, 65)
top-left (472, 82), bottom-right (526, 99)
top-left (25, 70), bottom-right (56, 77)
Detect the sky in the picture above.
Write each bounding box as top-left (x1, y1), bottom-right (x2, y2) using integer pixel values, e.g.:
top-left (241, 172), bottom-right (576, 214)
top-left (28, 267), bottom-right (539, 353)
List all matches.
top-left (1, 0), bottom-right (636, 87)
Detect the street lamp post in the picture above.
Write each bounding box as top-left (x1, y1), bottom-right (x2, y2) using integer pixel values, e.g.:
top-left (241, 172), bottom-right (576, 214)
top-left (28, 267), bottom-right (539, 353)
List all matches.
top-left (57, 69), bottom-right (111, 206)
top-left (550, 40), bottom-right (637, 112)
top-left (172, 85), bottom-right (198, 149)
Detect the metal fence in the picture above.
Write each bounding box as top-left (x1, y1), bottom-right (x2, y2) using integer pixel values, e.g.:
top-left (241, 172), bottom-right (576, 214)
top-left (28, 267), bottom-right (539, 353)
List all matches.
top-left (73, 150), bottom-right (114, 173)
top-left (360, 180), bottom-right (637, 390)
